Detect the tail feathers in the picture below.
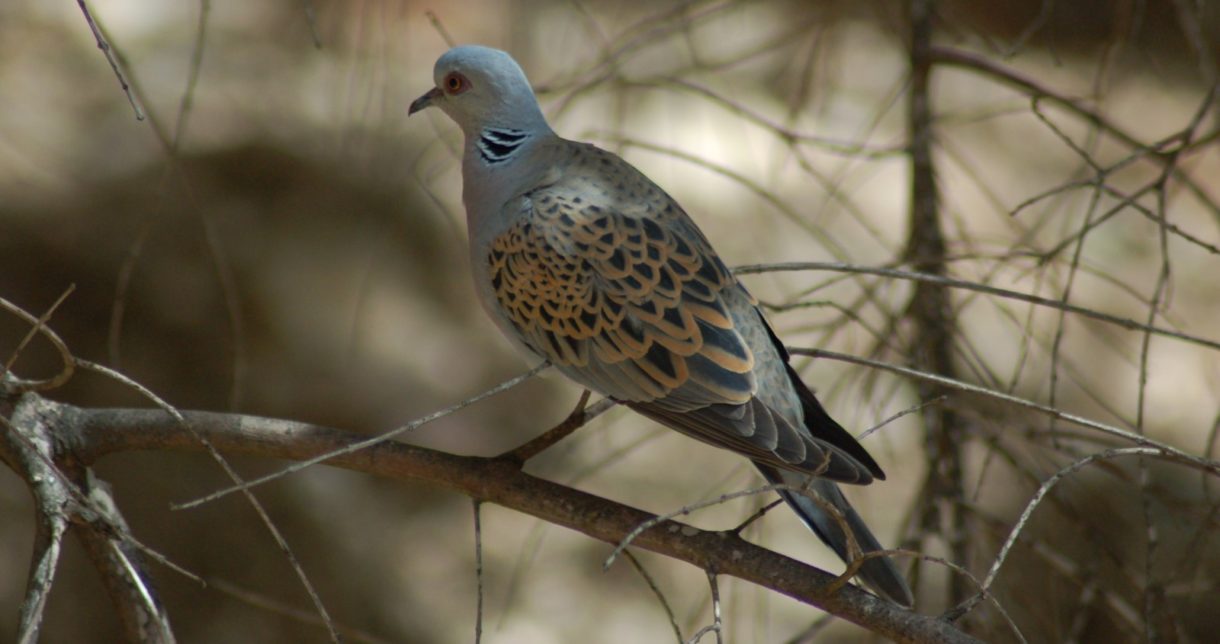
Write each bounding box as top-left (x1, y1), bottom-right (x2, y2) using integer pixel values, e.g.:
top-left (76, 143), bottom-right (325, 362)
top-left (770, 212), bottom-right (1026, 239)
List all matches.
top-left (760, 467), bottom-right (914, 606)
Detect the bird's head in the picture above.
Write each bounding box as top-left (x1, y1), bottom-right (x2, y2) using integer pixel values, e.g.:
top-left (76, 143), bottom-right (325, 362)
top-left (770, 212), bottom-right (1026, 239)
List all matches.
top-left (409, 45), bottom-right (549, 136)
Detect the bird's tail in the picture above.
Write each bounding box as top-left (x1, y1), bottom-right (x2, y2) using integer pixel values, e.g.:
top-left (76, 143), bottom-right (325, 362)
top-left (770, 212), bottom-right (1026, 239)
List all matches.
top-left (758, 466), bottom-right (914, 606)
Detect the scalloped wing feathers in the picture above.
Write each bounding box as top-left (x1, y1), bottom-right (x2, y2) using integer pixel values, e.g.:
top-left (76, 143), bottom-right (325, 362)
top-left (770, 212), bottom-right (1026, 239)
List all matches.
top-left (486, 142), bottom-right (877, 482)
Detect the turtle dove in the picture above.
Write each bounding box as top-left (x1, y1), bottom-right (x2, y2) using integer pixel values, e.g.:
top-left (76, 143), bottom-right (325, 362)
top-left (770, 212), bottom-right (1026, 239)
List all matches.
top-left (409, 45), bottom-right (913, 607)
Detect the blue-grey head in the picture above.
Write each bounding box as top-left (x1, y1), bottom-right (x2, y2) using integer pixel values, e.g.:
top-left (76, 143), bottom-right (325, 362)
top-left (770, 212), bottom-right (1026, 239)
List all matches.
top-left (408, 45), bottom-right (550, 137)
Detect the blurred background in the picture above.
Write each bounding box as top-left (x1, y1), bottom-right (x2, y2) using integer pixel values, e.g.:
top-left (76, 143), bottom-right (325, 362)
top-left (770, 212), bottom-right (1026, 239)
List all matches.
top-left (1, 0), bottom-right (1219, 642)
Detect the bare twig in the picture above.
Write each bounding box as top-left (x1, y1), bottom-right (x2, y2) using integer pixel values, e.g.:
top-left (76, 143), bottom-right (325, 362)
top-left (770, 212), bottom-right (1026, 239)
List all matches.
top-left (208, 579), bottom-right (391, 643)
top-left (75, 359), bottom-right (340, 644)
top-left (961, 446), bottom-right (1214, 619)
top-left (604, 480), bottom-right (862, 580)
top-left (425, 10), bottom-right (456, 48)
top-left (75, 0), bottom-right (144, 120)
top-left (0, 290), bottom-right (77, 392)
top-left (928, 46), bottom-right (1220, 219)
top-left (299, 0), bottom-right (322, 48)
top-left (505, 389), bottom-right (606, 462)
top-left (792, 347), bottom-right (1220, 471)
top-left (623, 550), bottom-right (684, 643)
top-left (174, 362), bottom-right (548, 509)
top-left (169, 0), bottom-right (211, 154)
top-left (735, 262), bottom-right (1220, 353)
top-left (685, 570), bottom-right (723, 644)
top-left (473, 500), bottom-right (485, 644)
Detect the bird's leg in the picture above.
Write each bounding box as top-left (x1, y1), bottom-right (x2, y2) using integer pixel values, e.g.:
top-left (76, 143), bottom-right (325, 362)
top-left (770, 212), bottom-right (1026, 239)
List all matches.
top-left (501, 389), bottom-right (598, 463)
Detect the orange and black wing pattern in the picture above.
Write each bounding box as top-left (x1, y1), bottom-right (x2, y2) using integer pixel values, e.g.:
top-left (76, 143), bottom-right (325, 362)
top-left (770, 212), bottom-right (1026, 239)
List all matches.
top-left (486, 144), bottom-right (877, 483)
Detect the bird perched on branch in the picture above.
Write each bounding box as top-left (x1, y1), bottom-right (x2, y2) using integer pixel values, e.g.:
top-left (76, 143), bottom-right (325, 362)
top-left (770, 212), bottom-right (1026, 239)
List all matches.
top-left (409, 44), bottom-right (912, 606)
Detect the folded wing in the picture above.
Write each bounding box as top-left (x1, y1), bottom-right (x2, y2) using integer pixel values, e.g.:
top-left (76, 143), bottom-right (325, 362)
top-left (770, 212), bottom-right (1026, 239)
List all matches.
top-left (487, 158), bottom-right (877, 483)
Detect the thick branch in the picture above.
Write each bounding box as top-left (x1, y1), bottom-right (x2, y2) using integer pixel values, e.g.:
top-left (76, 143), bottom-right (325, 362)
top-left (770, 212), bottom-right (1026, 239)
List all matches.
top-left (906, 0), bottom-right (968, 603)
top-left (45, 404), bottom-right (981, 643)
top-left (0, 393), bottom-right (174, 643)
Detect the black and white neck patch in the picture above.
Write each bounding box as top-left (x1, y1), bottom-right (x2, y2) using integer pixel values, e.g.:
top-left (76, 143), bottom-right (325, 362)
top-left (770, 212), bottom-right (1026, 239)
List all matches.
top-left (477, 127), bottom-right (530, 164)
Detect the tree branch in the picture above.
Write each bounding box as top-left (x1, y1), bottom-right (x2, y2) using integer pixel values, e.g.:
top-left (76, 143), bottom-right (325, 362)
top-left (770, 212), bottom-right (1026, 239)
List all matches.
top-left (906, 0), bottom-right (969, 604)
top-left (11, 400), bottom-right (980, 643)
top-left (0, 393), bottom-right (175, 643)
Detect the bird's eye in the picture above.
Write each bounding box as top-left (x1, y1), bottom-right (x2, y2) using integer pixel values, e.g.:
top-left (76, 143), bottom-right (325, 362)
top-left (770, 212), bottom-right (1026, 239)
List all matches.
top-left (444, 73), bottom-right (469, 94)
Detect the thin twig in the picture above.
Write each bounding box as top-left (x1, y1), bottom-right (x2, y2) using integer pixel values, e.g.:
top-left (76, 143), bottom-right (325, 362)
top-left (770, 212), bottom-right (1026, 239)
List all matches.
top-left (792, 347), bottom-right (1220, 472)
top-left (685, 570), bottom-right (723, 644)
top-left (473, 499), bottom-right (484, 644)
top-left (174, 362), bottom-right (548, 509)
top-left (623, 550), bottom-right (684, 643)
top-left (962, 446), bottom-right (1212, 619)
top-left (207, 579), bottom-right (391, 643)
top-left (505, 390), bottom-right (610, 462)
top-left (75, 359), bottom-right (341, 643)
top-left (425, 10), bottom-right (456, 48)
top-left (299, 0), bottom-right (322, 48)
top-left (169, 0), bottom-right (210, 153)
top-left (735, 262), bottom-right (1220, 353)
top-left (75, 1), bottom-right (144, 120)
top-left (604, 481), bottom-right (861, 577)
top-left (1, 288), bottom-right (77, 392)
top-left (929, 46), bottom-right (1220, 218)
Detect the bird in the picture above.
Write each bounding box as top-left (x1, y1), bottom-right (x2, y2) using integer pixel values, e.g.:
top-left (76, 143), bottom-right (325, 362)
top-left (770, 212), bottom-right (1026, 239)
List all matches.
top-left (409, 44), bottom-right (913, 606)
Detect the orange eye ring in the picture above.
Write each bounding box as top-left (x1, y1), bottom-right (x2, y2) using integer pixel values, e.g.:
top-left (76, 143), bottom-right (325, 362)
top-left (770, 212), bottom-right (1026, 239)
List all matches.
top-left (443, 73), bottom-right (469, 94)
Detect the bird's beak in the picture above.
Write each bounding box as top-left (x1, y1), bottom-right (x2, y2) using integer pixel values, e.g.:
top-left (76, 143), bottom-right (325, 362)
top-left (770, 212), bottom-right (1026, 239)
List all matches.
top-left (409, 87), bottom-right (442, 116)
